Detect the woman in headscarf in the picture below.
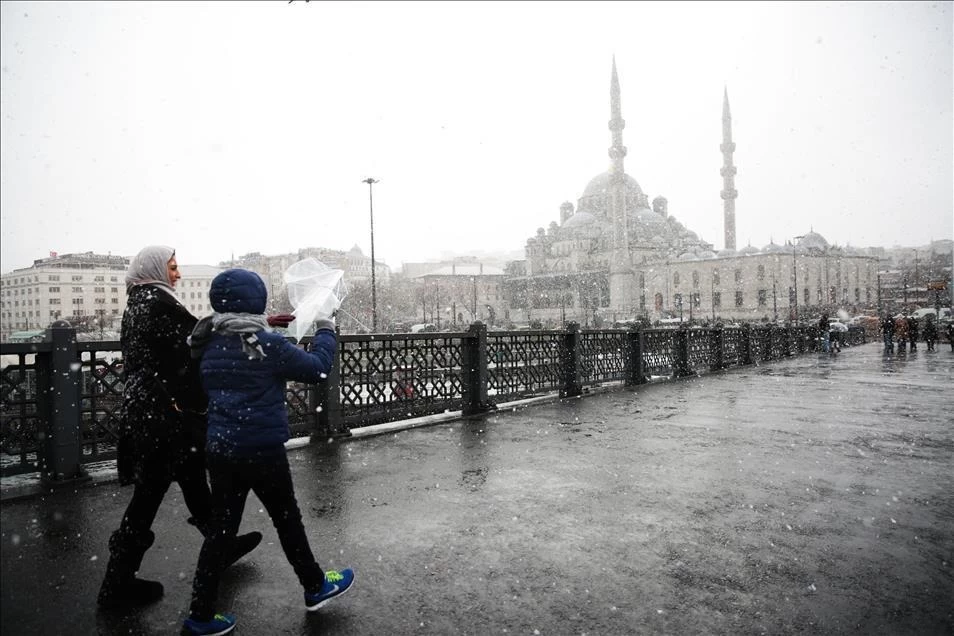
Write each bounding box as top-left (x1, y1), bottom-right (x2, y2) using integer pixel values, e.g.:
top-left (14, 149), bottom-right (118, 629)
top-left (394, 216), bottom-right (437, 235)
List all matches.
top-left (98, 246), bottom-right (262, 609)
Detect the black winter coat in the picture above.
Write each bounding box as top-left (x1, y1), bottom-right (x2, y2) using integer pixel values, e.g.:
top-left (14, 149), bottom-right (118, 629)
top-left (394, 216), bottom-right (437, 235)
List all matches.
top-left (117, 285), bottom-right (207, 486)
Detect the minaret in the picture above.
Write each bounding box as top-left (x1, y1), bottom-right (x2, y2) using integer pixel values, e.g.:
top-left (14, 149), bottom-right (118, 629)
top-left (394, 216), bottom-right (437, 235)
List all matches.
top-left (608, 56), bottom-right (634, 314)
top-left (720, 86), bottom-right (738, 251)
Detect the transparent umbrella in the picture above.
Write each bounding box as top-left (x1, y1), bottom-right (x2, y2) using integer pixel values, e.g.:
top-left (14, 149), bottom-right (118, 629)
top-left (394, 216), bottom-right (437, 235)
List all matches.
top-left (282, 258), bottom-right (348, 342)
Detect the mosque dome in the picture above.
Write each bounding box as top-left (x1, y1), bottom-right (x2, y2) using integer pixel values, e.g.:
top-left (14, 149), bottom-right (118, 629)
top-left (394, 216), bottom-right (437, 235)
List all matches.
top-left (762, 241), bottom-right (785, 254)
top-left (796, 230), bottom-right (829, 252)
top-left (717, 248), bottom-right (737, 258)
top-left (738, 244), bottom-right (760, 256)
top-left (581, 171), bottom-right (644, 199)
top-left (697, 250), bottom-right (717, 259)
top-left (677, 251), bottom-right (697, 262)
top-left (631, 207), bottom-right (667, 233)
top-left (562, 210), bottom-right (598, 229)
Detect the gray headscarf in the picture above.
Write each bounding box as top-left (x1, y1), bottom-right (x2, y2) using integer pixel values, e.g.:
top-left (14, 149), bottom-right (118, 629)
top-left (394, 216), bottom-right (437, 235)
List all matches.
top-left (126, 245), bottom-right (178, 297)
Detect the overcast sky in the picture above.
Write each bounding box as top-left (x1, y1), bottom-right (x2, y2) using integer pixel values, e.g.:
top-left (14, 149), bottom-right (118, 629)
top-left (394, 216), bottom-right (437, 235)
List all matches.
top-left (1, 1), bottom-right (951, 273)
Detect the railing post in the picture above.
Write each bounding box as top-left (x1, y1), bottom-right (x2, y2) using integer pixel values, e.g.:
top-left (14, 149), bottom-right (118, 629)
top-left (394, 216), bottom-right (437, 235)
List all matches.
top-left (37, 321), bottom-right (88, 485)
top-left (674, 324), bottom-right (691, 378)
top-left (560, 321), bottom-right (582, 398)
top-left (709, 326), bottom-right (725, 372)
top-left (315, 330), bottom-right (346, 437)
top-left (625, 327), bottom-right (646, 386)
top-left (462, 321), bottom-right (491, 415)
top-left (740, 323), bottom-right (753, 365)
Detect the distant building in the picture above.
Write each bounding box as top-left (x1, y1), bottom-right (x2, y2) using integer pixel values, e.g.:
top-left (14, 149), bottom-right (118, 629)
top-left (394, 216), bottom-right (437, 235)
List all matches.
top-left (411, 262), bottom-right (507, 327)
top-left (227, 245), bottom-right (391, 309)
top-left (506, 60), bottom-right (879, 325)
top-left (0, 252), bottom-right (129, 341)
top-left (174, 264), bottom-right (225, 317)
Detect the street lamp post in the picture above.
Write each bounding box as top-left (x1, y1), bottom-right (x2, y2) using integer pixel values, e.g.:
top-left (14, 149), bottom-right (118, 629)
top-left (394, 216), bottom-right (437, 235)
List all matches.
top-left (792, 235), bottom-right (805, 325)
top-left (362, 177), bottom-right (379, 332)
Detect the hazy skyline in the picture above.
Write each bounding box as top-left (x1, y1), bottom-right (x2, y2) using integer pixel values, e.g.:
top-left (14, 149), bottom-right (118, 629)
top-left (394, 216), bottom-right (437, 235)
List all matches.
top-left (2, 1), bottom-right (951, 273)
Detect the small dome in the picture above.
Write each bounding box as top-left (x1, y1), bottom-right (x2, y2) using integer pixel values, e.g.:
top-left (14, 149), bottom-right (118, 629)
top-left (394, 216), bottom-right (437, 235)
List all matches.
top-left (739, 244), bottom-right (760, 256)
top-left (697, 250), bottom-right (717, 259)
top-left (762, 241), bottom-right (785, 253)
top-left (632, 207), bottom-right (667, 229)
top-left (717, 248), bottom-right (737, 257)
top-left (562, 210), bottom-right (597, 229)
top-left (685, 230), bottom-right (699, 242)
top-left (797, 230), bottom-right (829, 252)
top-left (677, 251), bottom-right (697, 262)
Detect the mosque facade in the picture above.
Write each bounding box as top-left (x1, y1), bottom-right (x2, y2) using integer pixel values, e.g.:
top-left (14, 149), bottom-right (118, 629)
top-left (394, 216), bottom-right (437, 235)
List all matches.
top-left (505, 60), bottom-right (879, 326)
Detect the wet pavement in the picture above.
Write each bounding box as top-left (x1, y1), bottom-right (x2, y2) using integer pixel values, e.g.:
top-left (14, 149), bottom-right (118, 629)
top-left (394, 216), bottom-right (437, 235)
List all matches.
top-left (2, 341), bottom-right (952, 635)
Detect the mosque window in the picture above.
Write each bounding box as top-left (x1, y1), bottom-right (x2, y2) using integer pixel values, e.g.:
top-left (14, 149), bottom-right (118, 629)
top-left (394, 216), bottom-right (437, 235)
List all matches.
top-left (673, 272), bottom-right (680, 286)
top-left (735, 291), bottom-right (744, 307)
top-left (713, 292), bottom-right (721, 308)
top-left (758, 290), bottom-right (767, 307)
top-left (692, 271), bottom-right (699, 288)
top-left (757, 265), bottom-right (765, 281)
top-left (713, 270), bottom-right (720, 285)
top-left (654, 293), bottom-right (663, 311)
top-left (734, 269), bottom-right (742, 284)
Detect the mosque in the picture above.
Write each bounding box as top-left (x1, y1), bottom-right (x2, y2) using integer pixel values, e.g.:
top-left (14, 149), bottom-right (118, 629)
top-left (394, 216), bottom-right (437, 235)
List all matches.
top-left (505, 59), bottom-right (879, 326)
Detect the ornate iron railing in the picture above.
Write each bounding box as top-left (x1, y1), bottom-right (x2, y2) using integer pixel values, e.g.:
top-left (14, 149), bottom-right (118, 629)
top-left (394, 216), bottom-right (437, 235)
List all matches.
top-left (1, 322), bottom-right (864, 479)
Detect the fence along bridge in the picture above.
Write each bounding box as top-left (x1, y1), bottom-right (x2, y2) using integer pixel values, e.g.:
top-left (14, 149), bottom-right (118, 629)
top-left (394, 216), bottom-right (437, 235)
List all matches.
top-left (1, 321), bottom-right (859, 482)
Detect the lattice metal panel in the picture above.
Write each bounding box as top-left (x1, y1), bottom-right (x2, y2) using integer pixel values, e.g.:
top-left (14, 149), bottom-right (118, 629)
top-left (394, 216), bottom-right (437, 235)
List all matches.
top-left (79, 347), bottom-right (124, 462)
top-left (723, 328), bottom-right (742, 367)
top-left (0, 353), bottom-right (41, 476)
top-left (642, 329), bottom-right (676, 378)
top-left (339, 334), bottom-right (465, 427)
top-left (286, 381), bottom-right (314, 437)
top-left (580, 331), bottom-right (627, 385)
top-left (686, 329), bottom-right (714, 374)
top-left (487, 332), bottom-right (562, 402)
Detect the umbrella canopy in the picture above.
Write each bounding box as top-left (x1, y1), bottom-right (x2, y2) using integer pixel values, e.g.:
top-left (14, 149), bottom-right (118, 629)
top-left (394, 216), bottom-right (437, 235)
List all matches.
top-left (282, 258), bottom-right (347, 341)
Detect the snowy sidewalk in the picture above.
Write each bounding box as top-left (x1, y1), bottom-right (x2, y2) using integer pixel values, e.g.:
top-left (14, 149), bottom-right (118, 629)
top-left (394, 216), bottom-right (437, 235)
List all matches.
top-left (2, 342), bottom-right (952, 635)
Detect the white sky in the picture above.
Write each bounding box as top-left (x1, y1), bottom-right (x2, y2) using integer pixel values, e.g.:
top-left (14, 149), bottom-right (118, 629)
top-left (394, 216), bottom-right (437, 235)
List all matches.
top-left (1, 1), bottom-right (951, 273)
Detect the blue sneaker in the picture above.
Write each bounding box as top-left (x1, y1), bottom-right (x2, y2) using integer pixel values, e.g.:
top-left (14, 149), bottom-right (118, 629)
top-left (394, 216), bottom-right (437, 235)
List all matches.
top-left (180, 613), bottom-right (236, 636)
top-left (304, 568), bottom-right (355, 612)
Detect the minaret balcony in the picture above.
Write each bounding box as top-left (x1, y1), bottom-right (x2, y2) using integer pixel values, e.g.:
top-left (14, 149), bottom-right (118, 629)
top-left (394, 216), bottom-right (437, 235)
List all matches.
top-left (720, 189), bottom-right (738, 200)
top-left (720, 166), bottom-right (737, 177)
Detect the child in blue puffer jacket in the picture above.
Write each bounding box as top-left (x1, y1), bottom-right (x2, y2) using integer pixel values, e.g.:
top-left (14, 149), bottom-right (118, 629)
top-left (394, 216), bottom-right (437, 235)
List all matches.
top-left (181, 268), bottom-right (354, 636)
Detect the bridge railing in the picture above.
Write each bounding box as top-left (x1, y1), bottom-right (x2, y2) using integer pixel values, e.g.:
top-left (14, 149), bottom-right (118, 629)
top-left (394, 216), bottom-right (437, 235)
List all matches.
top-left (1, 321), bottom-right (864, 482)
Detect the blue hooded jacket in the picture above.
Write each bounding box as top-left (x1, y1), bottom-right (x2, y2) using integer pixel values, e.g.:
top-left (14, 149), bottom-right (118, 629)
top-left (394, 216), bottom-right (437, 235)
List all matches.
top-left (199, 269), bottom-right (338, 458)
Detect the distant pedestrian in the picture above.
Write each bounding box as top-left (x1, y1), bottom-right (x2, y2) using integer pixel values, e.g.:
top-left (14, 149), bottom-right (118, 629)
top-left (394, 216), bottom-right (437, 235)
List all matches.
top-left (98, 246), bottom-right (261, 610)
top-left (894, 314), bottom-right (909, 354)
top-left (818, 313), bottom-right (830, 352)
top-left (181, 269), bottom-right (354, 636)
top-left (907, 315), bottom-right (919, 352)
top-left (922, 315), bottom-right (937, 352)
top-left (881, 314), bottom-right (895, 353)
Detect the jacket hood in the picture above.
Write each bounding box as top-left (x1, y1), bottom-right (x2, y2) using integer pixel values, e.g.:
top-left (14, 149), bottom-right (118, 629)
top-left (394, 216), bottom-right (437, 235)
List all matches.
top-left (210, 269), bottom-right (268, 314)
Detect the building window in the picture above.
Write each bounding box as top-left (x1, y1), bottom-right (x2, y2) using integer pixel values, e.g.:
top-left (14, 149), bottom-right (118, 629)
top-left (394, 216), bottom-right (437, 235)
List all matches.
top-left (48, 275), bottom-right (60, 282)
top-left (50, 298), bottom-right (60, 305)
top-left (72, 275), bottom-right (83, 282)
top-left (854, 288), bottom-right (860, 303)
top-left (72, 298), bottom-right (84, 305)
top-left (757, 265), bottom-right (765, 281)
top-left (692, 271), bottom-right (699, 288)
top-left (654, 293), bottom-right (663, 311)
top-left (48, 286), bottom-right (60, 293)
top-left (734, 269), bottom-right (742, 284)
top-left (713, 292), bottom-right (721, 308)
top-left (735, 291), bottom-right (744, 307)
top-left (758, 289), bottom-right (767, 307)
top-left (94, 287), bottom-right (105, 293)
top-left (673, 272), bottom-right (680, 287)
top-left (691, 292), bottom-right (700, 308)
top-left (94, 276), bottom-right (104, 282)
top-left (804, 288), bottom-right (810, 305)
top-left (72, 287), bottom-right (82, 293)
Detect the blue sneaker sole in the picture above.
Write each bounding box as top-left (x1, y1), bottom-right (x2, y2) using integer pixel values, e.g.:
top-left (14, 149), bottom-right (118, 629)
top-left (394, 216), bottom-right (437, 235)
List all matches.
top-left (305, 574), bottom-right (355, 612)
